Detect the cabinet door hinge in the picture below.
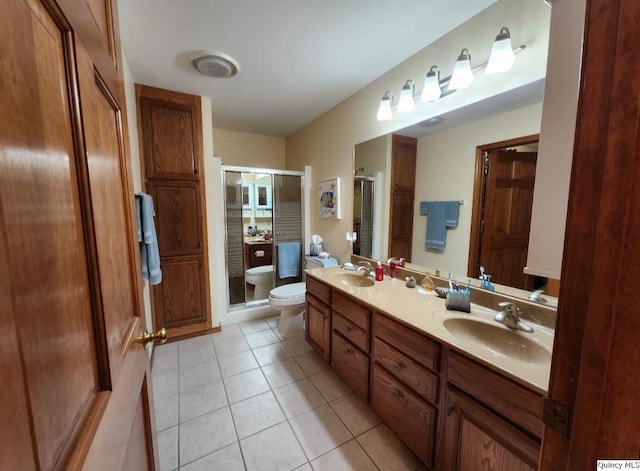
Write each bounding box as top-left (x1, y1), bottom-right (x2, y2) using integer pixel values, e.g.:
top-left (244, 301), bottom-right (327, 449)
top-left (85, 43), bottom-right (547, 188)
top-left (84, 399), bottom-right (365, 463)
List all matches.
top-left (541, 396), bottom-right (571, 437)
top-left (483, 152), bottom-right (490, 175)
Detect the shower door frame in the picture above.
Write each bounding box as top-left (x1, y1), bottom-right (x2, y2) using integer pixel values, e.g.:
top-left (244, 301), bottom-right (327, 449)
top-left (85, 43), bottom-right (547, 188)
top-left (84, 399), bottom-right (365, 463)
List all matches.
top-left (222, 165), bottom-right (306, 313)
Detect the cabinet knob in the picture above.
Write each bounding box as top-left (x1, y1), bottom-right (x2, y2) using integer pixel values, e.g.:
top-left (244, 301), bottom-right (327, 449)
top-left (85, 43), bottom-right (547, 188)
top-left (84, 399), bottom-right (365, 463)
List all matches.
top-left (447, 405), bottom-right (455, 416)
top-left (391, 389), bottom-right (402, 398)
top-left (392, 362), bottom-right (405, 370)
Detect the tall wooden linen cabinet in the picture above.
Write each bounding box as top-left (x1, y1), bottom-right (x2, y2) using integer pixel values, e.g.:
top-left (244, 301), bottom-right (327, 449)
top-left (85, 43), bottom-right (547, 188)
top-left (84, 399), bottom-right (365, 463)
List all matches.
top-left (136, 85), bottom-right (212, 338)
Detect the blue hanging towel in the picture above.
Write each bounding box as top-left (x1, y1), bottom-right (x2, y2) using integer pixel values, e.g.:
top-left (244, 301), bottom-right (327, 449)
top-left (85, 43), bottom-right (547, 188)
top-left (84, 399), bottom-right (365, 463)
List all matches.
top-left (135, 193), bottom-right (162, 285)
top-left (278, 242), bottom-right (301, 278)
top-left (420, 201), bottom-right (460, 250)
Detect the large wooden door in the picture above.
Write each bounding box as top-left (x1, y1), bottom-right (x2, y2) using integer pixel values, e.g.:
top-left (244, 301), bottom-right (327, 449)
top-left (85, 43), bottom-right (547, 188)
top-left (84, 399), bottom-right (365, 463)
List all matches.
top-left (388, 134), bottom-right (417, 261)
top-left (1, 0), bottom-right (157, 469)
top-left (476, 150), bottom-right (537, 290)
top-left (137, 85), bottom-right (212, 339)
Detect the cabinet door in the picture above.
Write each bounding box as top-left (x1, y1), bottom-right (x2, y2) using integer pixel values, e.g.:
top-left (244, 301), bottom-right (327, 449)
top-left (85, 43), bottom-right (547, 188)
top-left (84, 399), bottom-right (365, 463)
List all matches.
top-left (153, 256), bottom-right (206, 329)
top-left (305, 295), bottom-right (331, 361)
top-left (371, 364), bottom-right (436, 466)
top-left (331, 331), bottom-right (369, 401)
top-left (139, 93), bottom-right (202, 180)
top-left (149, 181), bottom-right (202, 255)
top-left (441, 386), bottom-right (540, 471)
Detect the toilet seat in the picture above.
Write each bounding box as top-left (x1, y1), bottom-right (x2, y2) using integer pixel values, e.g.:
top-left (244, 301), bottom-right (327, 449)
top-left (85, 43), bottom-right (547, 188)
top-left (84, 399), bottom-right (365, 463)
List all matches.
top-left (269, 282), bottom-right (306, 299)
top-left (246, 265), bottom-right (273, 276)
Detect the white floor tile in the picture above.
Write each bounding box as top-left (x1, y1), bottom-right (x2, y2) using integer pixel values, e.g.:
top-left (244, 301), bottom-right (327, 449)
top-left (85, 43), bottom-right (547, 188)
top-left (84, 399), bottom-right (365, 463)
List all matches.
top-left (272, 378), bottom-right (326, 419)
top-left (218, 350), bottom-right (259, 378)
top-left (289, 404), bottom-right (352, 460)
top-left (213, 335), bottom-right (251, 358)
top-left (252, 342), bottom-right (292, 366)
top-left (294, 350), bottom-right (330, 376)
top-left (356, 424), bottom-right (422, 471)
top-left (154, 393), bottom-right (178, 432)
top-left (245, 330), bottom-right (280, 349)
top-left (178, 343), bottom-right (216, 369)
top-left (283, 335), bottom-right (314, 356)
top-left (239, 318), bottom-right (272, 334)
top-left (157, 425), bottom-right (178, 471)
top-left (309, 370), bottom-right (353, 401)
top-left (223, 368), bottom-right (270, 404)
top-left (329, 393), bottom-right (381, 436)
top-left (261, 358), bottom-right (307, 389)
top-left (179, 407), bottom-right (237, 466)
top-left (179, 360), bottom-right (222, 392)
top-left (230, 391), bottom-right (286, 439)
top-left (179, 380), bottom-right (228, 423)
top-left (153, 373), bottom-right (179, 400)
top-left (240, 422), bottom-right (307, 471)
top-left (179, 442), bottom-right (245, 471)
top-left (310, 439), bottom-right (378, 471)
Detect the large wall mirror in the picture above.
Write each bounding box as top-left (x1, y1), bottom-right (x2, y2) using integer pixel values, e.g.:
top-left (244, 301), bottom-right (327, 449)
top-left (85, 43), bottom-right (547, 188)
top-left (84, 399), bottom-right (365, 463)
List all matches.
top-left (354, 79), bottom-right (560, 306)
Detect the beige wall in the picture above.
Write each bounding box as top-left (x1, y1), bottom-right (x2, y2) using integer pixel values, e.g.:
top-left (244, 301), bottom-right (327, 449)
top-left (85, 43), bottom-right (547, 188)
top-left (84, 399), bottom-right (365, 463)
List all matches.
top-left (122, 54), bottom-right (154, 343)
top-left (412, 102), bottom-right (543, 276)
top-left (286, 0), bottom-right (551, 264)
top-left (213, 128), bottom-right (285, 168)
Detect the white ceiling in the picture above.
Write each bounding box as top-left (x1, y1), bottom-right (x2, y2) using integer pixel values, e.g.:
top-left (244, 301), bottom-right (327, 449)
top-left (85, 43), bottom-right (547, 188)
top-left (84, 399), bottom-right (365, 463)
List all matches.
top-left (118, 0), bottom-right (498, 137)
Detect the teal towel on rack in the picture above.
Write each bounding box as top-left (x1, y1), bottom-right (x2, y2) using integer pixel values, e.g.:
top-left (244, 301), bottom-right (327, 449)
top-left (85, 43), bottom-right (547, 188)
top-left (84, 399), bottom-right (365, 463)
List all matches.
top-left (278, 242), bottom-right (301, 278)
top-left (136, 193), bottom-right (162, 285)
top-left (420, 201), bottom-right (460, 250)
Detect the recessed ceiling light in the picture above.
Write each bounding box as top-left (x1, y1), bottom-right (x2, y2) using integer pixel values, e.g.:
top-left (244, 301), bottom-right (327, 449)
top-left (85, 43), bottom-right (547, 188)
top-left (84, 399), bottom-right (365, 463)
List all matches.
top-left (419, 116), bottom-right (445, 127)
top-left (192, 51), bottom-right (239, 78)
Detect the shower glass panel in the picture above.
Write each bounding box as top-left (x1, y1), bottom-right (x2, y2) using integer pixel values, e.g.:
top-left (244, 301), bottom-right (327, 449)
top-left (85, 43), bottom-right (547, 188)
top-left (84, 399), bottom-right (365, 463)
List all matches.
top-left (273, 174), bottom-right (303, 287)
top-left (224, 171), bottom-right (246, 306)
top-left (354, 177), bottom-right (374, 258)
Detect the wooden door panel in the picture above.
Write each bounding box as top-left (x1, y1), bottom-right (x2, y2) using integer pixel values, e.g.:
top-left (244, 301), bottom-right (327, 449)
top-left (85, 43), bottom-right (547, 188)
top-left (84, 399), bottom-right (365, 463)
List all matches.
top-left (77, 42), bottom-right (140, 381)
top-left (153, 257), bottom-right (206, 329)
top-left (1, 1), bottom-right (102, 468)
top-left (140, 98), bottom-right (199, 180)
top-left (150, 182), bottom-right (202, 255)
top-left (392, 135), bottom-right (418, 190)
top-left (480, 151), bottom-right (536, 289)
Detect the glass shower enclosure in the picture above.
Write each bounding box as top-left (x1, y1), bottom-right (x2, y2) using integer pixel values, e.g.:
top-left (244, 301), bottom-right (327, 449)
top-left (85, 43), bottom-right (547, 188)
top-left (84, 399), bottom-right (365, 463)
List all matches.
top-left (223, 167), bottom-right (304, 309)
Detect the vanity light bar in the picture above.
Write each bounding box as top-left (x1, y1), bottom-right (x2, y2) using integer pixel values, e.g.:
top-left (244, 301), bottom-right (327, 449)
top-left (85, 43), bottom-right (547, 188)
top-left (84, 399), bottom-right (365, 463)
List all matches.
top-left (376, 35), bottom-right (527, 121)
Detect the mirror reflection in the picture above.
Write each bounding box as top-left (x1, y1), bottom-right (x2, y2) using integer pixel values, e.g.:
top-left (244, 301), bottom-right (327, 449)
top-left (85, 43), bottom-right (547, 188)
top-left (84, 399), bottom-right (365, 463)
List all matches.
top-left (224, 170), bottom-right (304, 307)
top-left (354, 82), bottom-right (559, 306)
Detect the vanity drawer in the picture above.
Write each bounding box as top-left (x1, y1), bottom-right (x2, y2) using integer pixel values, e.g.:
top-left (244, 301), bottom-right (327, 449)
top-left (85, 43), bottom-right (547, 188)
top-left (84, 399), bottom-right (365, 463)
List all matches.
top-left (373, 337), bottom-right (438, 404)
top-left (333, 312), bottom-right (368, 352)
top-left (306, 276), bottom-right (331, 305)
top-left (331, 331), bottom-right (369, 401)
top-left (332, 291), bottom-right (370, 331)
top-left (371, 363), bottom-right (436, 466)
top-left (374, 313), bottom-right (440, 373)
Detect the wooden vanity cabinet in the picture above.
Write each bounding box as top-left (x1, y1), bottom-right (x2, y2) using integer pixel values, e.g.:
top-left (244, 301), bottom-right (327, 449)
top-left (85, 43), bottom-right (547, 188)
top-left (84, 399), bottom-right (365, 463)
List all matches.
top-left (439, 352), bottom-right (543, 471)
top-left (371, 313), bottom-right (440, 467)
top-left (330, 292), bottom-right (371, 401)
top-left (305, 277), bottom-right (331, 362)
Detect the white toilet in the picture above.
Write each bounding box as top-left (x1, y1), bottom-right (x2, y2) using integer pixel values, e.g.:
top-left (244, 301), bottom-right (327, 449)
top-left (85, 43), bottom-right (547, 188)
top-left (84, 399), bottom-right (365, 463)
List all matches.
top-left (268, 282), bottom-right (307, 336)
top-left (245, 265), bottom-right (274, 300)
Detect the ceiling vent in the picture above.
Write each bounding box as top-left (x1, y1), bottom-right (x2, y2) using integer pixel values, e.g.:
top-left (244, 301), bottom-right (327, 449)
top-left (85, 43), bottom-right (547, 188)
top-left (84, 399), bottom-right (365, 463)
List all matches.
top-left (192, 52), bottom-right (239, 78)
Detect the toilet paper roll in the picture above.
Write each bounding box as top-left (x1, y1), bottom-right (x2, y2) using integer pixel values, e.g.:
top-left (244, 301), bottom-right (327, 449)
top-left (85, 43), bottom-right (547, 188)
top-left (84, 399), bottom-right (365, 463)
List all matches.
top-left (254, 250), bottom-right (265, 257)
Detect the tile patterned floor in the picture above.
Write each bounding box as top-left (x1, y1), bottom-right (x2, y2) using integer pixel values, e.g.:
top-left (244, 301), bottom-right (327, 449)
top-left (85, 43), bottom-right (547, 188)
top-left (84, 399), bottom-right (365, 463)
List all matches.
top-left (152, 316), bottom-right (427, 471)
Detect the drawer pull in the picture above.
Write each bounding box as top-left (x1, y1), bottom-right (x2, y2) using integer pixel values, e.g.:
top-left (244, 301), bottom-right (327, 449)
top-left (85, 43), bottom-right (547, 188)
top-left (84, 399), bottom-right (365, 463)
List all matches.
top-left (447, 405), bottom-right (455, 416)
top-left (392, 362), bottom-right (405, 371)
top-left (343, 325), bottom-right (352, 332)
top-left (391, 389), bottom-right (402, 398)
top-left (344, 346), bottom-right (352, 354)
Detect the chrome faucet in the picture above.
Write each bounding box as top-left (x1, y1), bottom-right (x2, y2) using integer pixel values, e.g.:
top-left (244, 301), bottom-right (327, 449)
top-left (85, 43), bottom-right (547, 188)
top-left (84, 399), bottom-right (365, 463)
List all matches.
top-left (494, 302), bottom-right (533, 333)
top-left (356, 261), bottom-right (373, 276)
top-left (528, 289), bottom-right (547, 304)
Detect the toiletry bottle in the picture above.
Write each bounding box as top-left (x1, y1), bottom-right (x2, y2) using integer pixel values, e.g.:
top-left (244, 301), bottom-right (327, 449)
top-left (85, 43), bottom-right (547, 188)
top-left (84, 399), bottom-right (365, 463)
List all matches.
top-left (375, 261), bottom-right (384, 281)
top-left (388, 258), bottom-right (397, 278)
top-left (420, 272), bottom-right (436, 291)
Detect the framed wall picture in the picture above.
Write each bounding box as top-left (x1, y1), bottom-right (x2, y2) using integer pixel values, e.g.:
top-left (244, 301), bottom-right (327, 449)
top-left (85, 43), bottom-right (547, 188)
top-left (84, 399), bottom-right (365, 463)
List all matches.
top-left (318, 177), bottom-right (341, 219)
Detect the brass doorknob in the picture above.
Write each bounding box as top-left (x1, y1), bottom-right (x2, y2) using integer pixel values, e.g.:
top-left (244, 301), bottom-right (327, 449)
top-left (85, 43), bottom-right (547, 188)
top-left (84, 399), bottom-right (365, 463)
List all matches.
top-left (140, 328), bottom-right (168, 347)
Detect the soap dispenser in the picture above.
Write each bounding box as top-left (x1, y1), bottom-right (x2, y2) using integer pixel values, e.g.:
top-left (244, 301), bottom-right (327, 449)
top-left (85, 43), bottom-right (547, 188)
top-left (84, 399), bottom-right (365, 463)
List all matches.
top-left (375, 261), bottom-right (384, 281)
top-left (420, 272), bottom-right (436, 291)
